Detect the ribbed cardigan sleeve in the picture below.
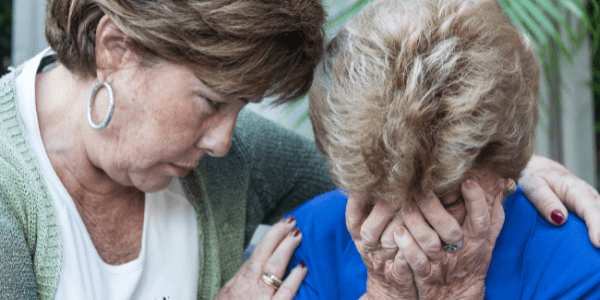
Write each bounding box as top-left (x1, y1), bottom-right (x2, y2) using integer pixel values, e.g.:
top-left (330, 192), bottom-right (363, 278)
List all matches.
top-left (233, 109), bottom-right (337, 247)
top-left (0, 197), bottom-right (38, 299)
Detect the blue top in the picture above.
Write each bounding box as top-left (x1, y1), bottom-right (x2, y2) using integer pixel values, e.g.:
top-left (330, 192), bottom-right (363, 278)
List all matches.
top-left (286, 188), bottom-right (600, 300)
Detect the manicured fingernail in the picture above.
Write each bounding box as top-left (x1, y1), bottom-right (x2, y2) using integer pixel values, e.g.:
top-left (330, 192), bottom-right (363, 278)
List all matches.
top-left (292, 228), bottom-right (301, 237)
top-left (551, 210), bottom-right (564, 225)
top-left (283, 216), bottom-right (295, 224)
top-left (300, 262), bottom-right (306, 269)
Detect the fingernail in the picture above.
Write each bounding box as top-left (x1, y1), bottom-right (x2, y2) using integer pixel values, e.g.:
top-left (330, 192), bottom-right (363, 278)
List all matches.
top-left (292, 228), bottom-right (301, 237)
top-left (300, 262), bottom-right (306, 269)
top-left (464, 178), bottom-right (475, 188)
top-left (283, 216), bottom-right (295, 224)
top-left (551, 210), bottom-right (564, 225)
top-left (395, 226), bottom-right (405, 237)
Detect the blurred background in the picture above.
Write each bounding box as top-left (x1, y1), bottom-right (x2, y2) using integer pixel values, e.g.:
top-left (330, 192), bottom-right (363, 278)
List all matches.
top-left (6, 0), bottom-right (600, 189)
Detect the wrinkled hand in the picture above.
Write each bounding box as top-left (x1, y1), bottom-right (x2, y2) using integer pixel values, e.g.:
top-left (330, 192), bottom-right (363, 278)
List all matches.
top-left (215, 217), bottom-right (307, 300)
top-left (346, 189), bottom-right (464, 299)
top-left (392, 178), bottom-right (504, 299)
top-left (520, 155), bottom-right (600, 248)
top-left (355, 178), bottom-right (503, 300)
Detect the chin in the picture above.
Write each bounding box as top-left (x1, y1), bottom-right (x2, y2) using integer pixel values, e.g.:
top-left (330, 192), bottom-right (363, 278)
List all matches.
top-left (133, 176), bottom-right (174, 193)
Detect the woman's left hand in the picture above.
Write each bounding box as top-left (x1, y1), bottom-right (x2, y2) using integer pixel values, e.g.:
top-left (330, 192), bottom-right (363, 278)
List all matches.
top-left (392, 178), bottom-right (504, 299)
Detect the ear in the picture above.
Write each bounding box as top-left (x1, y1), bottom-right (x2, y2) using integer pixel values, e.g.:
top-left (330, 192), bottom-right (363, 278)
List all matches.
top-left (95, 15), bottom-right (136, 82)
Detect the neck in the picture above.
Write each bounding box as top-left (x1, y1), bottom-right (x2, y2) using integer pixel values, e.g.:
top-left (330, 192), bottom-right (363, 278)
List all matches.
top-left (36, 64), bottom-right (137, 208)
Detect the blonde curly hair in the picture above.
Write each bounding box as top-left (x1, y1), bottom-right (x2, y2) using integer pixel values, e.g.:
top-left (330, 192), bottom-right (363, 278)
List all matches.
top-left (310, 0), bottom-right (540, 206)
top-left (45, 0), bottom-right (325, 103)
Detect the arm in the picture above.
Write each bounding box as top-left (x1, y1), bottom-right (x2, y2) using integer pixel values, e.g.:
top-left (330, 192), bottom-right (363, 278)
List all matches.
top-left (0, 196), bottom-right (38, 299)
top-left (235, 109), bottom-right (336, 245)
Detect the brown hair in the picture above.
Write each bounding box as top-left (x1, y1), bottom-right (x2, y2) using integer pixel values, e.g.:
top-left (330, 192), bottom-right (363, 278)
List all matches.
top-left (310, 0), bottom-right (540, 206)
top-left (45, 0), bottom-right (326, 103)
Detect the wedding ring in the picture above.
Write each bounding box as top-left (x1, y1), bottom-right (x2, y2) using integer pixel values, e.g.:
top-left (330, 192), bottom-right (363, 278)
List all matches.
top-left (442, 240), bottom-right (463, 252)
top-left (262, 272), bottom-right (282, 290)
top-left (363, 244), bottom-right (382, 254)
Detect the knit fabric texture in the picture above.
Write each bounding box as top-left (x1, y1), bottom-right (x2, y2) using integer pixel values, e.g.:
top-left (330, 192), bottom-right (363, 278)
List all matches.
top-left (0, 66), bottom-right (335, 300)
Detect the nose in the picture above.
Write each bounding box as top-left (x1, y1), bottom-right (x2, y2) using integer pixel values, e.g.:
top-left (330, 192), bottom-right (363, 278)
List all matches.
top-left (195, 111), bottom-right (238, 157)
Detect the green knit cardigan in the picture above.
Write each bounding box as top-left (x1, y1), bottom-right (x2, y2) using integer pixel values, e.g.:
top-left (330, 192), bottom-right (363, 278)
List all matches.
top-left (0, 66), bottom-right (336, 300)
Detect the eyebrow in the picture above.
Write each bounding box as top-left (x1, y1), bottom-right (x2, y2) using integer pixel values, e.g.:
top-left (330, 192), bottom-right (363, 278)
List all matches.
top-left (242, 97), bottom-right (263, 104)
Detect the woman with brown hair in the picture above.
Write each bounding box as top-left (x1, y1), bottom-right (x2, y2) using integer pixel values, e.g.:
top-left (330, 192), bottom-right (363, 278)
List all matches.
top-left (0, 0), bottom-right (599, 299)
top-left (1, 0), bottom-right (331, 299)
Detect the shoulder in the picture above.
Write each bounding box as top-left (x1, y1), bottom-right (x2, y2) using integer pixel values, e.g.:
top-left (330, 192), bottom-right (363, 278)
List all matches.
top-left (287, 190), bottom-right (353, 300)
top-left (233, 108), bottom-right (321, 163)
top-left (287, 190), bottom-right (350, 265)
top-left (486, 187), bottom-right (600, 300)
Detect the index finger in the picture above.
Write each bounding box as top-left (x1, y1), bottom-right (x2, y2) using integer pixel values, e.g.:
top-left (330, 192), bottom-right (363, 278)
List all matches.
top-left (461, 179), bottom-right (491, 234)
top-left (346, 191), bottom-right (370, 241)
top-left (561, 180), bottom-right (600, 248)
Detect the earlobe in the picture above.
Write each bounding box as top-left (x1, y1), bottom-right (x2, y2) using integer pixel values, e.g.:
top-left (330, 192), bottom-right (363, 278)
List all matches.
top-left (95, 15), bottom-right (134, 82)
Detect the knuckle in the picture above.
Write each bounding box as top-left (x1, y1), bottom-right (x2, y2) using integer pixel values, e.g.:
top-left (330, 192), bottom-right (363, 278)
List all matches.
top-left (441, 224), bottom-right (463, 244)
top-left (360, 227), bottom-right (378, 244)
top-left (263, 258), bottom-right (284, 273)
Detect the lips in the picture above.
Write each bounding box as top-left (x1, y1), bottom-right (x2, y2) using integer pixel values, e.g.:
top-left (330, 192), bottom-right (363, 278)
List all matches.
top-left (170, 163), bottom-right (194, 176)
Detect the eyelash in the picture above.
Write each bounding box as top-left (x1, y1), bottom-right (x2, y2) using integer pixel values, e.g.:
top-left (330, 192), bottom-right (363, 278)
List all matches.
top-left (206, 98), bottom-right (222, 111)
top-left (442, 196), bottom-right (463, 209)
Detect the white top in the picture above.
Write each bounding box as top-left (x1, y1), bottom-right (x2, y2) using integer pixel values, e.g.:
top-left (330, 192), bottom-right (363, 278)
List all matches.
top-left (16, 48), bottom-right (199, 300)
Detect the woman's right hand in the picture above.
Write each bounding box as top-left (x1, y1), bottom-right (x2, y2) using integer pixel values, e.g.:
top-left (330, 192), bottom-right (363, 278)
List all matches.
top-left (215, 216), bottom-right (307, 300)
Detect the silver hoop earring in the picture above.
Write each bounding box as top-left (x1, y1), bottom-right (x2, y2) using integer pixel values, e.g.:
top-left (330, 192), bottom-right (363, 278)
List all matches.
top-left (87, 81), bottom-right (115, 131)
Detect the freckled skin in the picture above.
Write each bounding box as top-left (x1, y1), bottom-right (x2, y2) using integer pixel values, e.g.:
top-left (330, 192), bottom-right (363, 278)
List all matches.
top-left (35, 44), bottom-right (249, 265)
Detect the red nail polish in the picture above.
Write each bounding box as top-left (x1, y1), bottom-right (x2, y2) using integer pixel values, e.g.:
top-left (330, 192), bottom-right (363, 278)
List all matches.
top-left (300, 262), bottom-right (306, 268)
top-left (293, 228), bottom-right (301, 237)
top-left (284, 216), bottom-right (295, 224)
top-left (551, 210), bottom-right (564, 224)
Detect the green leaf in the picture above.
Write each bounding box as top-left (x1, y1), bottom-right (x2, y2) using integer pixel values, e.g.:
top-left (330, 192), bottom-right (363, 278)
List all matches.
top-left (531, 0), bottom-right (578, 44)
top-left (557, 0), bottom-right (585, 19)
top-left (325, 0), bottom-right (371, 31)
top-left (280, 95), bottom-right (308, 121)
top-left (294, 112), bottom-right (311, 129)
top-left (593, 82), bottom-right (600, 96)
top-left (507, 0), bottom-right (549, 46)
top-left (594, 69), bottom-right (600, 80)
top-left (520, 0), bottom-right (573, 57)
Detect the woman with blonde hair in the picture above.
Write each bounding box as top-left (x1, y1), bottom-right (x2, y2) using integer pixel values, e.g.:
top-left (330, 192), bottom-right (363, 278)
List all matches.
top-left (287, 0), bottom-right (600, 298)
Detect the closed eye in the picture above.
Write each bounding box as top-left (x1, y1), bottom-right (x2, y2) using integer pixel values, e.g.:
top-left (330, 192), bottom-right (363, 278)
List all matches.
top-left (205, 98), bottom-right (222, 111)
top-left (442, 196), bottom-right (463, 208)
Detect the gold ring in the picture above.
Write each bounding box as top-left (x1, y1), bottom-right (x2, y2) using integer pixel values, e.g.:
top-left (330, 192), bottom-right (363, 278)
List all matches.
top-left (363, 244), bottom-right (382, 254)
top-left (504, 178), bottom-right (517, 195)
top-left (261, 272), bottom-right (282, 290)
